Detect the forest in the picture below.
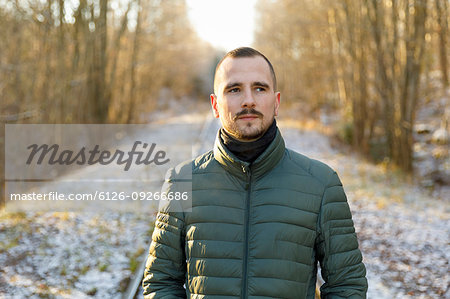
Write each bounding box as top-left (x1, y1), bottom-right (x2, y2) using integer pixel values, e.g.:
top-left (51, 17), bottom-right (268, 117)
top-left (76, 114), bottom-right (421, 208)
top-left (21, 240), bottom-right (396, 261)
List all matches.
top-left (0, 0), bottom-right (448, 297)
top-left (254, 0), bottom-right (448, 173)
top-left (1, 0), bottom-right (448, 185)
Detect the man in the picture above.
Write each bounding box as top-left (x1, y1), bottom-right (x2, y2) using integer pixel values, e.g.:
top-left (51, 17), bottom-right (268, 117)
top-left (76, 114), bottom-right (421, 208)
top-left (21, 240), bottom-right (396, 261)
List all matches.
top-left (143, 47), bottom-right (367, 298)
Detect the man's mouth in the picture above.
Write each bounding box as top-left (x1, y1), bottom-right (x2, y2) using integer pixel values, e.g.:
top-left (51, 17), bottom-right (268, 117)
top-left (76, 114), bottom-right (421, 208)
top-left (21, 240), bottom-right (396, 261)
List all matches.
top-left (238, 114), bottom-right (259, 121)
top-left (234, 109), bottom-right (263, 121)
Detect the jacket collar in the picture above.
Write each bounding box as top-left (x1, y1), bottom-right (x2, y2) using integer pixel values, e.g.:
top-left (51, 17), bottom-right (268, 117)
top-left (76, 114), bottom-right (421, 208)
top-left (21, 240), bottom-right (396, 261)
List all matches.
top-left (213, 127), bottom-right (285, 180)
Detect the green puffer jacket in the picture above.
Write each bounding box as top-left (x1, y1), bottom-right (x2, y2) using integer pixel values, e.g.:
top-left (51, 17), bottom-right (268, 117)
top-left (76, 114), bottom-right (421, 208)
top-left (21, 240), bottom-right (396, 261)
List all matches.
top-left (143, 129), bottom-right (367, 298)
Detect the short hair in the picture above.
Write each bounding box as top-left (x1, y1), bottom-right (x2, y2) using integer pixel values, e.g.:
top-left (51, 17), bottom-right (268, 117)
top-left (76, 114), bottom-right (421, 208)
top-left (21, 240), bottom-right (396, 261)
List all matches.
top-left (213, 47), bottom-right (277, 94)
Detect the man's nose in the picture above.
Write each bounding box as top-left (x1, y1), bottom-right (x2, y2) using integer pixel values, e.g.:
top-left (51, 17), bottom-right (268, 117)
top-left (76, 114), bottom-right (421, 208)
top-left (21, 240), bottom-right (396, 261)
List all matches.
top-left (241, 88), bottom-right (256, 108)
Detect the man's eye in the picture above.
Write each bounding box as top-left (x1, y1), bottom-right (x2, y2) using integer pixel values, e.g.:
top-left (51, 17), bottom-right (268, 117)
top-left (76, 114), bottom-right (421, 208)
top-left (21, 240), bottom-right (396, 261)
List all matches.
top-left (255, 87), bottom-right (266, 92)
top-left (229, 88), bottom-right (240, 93)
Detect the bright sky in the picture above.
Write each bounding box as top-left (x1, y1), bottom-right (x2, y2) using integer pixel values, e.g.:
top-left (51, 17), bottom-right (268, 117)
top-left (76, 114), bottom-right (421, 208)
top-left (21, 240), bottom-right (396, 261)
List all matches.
top-left (186, 0), bottom-right (258, 51)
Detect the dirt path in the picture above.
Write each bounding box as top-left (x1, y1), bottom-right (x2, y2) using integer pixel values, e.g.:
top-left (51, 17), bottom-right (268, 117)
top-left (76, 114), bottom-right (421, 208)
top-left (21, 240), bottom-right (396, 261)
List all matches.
top-left (1, 109), bottom-right (448, 298)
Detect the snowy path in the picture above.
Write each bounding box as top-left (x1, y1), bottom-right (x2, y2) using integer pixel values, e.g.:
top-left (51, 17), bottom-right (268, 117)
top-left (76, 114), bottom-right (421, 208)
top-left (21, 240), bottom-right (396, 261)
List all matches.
top-left (1, 110), bottom-right (448, 298)
top-left (0, 112), bottom-right (207, 298)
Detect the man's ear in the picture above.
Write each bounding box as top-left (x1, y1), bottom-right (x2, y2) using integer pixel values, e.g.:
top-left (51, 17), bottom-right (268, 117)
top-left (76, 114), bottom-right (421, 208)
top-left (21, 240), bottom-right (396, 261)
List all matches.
top-left (210, 94), bottom-right (220, 118)
top-left (274, 92), bottom-right (281, 116)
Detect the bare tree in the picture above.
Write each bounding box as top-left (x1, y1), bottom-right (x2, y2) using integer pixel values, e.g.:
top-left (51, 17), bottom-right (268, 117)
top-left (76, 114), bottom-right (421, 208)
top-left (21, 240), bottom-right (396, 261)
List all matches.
top-left (126, 0), bottom-right (142, 123)
top-left (435, 0), bottom-right (449, 88)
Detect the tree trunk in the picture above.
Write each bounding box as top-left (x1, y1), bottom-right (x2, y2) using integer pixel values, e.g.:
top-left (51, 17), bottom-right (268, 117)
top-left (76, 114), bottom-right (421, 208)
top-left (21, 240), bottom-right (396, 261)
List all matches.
top-left (435, 0), bottom-right (449, 88)
top-left (126, 0), bottom-right (142, 123)
top-left (398, 0), bottom-right (427, 172)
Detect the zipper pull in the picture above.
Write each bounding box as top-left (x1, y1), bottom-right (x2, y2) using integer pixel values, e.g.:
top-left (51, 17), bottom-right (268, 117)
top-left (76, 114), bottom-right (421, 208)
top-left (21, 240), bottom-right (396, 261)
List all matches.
top-left (242, 165), bottom-right (251, 189)
top-left (242, 165), bottom-right (250, 176)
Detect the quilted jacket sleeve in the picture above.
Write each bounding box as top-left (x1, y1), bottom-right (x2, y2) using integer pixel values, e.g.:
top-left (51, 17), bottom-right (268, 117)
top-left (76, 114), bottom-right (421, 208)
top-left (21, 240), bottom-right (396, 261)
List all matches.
top-left (316, 171), bottom-right (368, 298)
top-left (142, 169), bottom-right (187, 299)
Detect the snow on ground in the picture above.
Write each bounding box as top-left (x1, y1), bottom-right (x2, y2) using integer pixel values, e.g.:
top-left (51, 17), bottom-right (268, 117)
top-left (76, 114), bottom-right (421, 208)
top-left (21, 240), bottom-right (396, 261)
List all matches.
top-left (1, 107), bottom-right (448, 298)
top-left (0, 212), bottom-right (151, 298)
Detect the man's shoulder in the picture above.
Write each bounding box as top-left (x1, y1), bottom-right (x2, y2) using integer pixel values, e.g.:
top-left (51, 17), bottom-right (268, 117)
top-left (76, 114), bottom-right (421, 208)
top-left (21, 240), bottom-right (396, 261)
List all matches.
top-left (284, 148), bottom-right (338, 186)
top-left (166, 150), bottom-right (216, 180)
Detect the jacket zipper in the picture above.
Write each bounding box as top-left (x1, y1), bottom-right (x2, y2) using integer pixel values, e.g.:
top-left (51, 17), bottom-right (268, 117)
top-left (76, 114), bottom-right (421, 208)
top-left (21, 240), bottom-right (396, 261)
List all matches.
top-left (242, 166), bottom-right (251, 299)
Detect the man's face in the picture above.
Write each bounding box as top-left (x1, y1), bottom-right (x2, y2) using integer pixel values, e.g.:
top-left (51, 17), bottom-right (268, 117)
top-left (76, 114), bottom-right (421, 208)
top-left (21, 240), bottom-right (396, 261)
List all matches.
top-left (211, 56), bottom-right (281, 142)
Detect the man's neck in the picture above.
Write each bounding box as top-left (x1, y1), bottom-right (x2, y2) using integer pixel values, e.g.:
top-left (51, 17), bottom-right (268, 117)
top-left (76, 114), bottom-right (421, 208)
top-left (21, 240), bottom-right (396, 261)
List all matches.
top-left (220, 119), bottom-right (277, 163)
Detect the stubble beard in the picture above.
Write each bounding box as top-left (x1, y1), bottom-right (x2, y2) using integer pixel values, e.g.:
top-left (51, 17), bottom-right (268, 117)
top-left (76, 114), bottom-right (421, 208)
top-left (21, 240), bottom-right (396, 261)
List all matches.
top-left (224, 116), bottom-right (273, 141)
top-left (228, 121), bottom-right (264, 141)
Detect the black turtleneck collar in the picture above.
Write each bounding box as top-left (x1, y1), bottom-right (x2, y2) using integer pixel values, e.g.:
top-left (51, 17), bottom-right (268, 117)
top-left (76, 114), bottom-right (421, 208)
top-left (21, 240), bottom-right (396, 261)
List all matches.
top-left (219, 119), bottom-right (277, 163)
